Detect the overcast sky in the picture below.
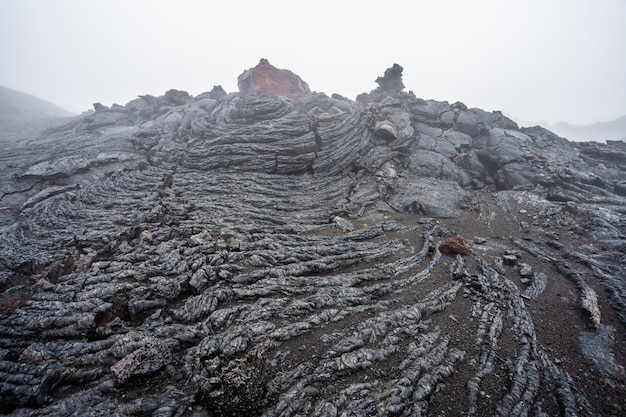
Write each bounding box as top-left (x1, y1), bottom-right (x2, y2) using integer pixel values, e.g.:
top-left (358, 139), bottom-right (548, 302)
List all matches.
top-left (1, 0), bottom-right (625, 125)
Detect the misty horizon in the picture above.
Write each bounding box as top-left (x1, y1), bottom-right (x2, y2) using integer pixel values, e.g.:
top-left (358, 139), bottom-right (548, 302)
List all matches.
top-left (2, 0), bottom-right (626, 127)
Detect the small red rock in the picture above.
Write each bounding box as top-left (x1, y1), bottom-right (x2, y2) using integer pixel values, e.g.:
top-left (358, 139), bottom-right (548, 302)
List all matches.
top-left (441, 234), bottom-right (470, 255)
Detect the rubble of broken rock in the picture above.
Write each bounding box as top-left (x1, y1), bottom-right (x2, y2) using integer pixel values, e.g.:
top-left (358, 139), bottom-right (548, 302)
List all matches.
top-left (1, 62), bottom-right (625, 416)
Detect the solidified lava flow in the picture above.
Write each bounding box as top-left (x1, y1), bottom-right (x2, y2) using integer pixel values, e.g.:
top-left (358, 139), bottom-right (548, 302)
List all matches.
top-left (1, 61), bottom-right (625, 416)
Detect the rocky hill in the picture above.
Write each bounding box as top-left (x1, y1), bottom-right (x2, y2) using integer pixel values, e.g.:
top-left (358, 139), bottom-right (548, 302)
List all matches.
top-left (0, 86), bottom-right (73, 120)
top-left (0, 85), bottom-right (76, 144)
top-left (1, 60), bottom-right (625, 416)
top-left (547, 116), bottom-right (626, 143)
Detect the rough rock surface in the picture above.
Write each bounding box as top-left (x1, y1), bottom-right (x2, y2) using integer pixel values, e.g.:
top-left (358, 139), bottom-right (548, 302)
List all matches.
top-left (1, 63), bottom-right (625, 416)
top-left (238, 58), bottom-right (312, 99)
top-left (441, 234), bottom-right (470, 255)
top-left (375, 63), bottom-right (405, 92)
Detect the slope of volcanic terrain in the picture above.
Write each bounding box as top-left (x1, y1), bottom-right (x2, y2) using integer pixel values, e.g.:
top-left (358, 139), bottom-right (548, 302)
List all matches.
top-left (1, 60), bottom-right (625, 416)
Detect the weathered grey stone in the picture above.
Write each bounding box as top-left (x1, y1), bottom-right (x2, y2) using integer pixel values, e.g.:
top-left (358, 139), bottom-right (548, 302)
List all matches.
top-left (406, 150), bottom-right (471, 186)
top-left (110, 341), bottom-right (172, 383)
top-left (1, 62), bottom-right (625, 417)
top-left (387, 176), bottom-right (467, 218)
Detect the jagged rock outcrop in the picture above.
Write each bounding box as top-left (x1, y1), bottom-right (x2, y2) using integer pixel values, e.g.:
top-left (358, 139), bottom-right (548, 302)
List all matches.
top-left (0, 63), bottom-right (625, 416)
top-left (375, 63), bottom-right (405, 92)
top-left (238, 58), bottom-right (312, 99)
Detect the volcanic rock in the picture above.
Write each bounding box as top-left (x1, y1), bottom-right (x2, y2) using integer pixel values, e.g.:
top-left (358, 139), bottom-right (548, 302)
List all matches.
top-left (357, 63), bottom-right (412, 104)
top-left (374, 120), bottom-right (398, 140)
top-left (110, 341), bottom-right (172, 384)
top-left (1, 61), bottom-right (625, 417)
top-left (237, 58), bottom-right (312, 99)
top-left (441, 234), bottom-right (470, 255)
top-left (375, 63), bottom-right (405, 91)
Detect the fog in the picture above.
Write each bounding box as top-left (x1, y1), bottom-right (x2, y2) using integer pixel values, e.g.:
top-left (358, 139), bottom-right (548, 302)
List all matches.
top-left (1, 0), bottom-right (625, 125)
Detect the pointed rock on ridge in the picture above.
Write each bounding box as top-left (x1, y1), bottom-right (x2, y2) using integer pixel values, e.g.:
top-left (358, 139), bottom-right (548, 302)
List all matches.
top-left (237, 58), bottom-right (312, 99)
top-left (357, 63), bottom-right (413, 103)
top-left (375, 63), bottom-right (405, 92)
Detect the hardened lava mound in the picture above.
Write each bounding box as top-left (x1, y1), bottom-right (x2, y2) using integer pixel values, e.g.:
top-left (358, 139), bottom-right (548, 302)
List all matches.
top-left (1, 60), bottom-right (625, 416)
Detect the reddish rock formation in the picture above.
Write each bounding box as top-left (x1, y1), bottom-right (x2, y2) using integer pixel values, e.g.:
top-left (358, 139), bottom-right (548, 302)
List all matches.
top-left (441, 234), bottom-right (470, 255)
top-left (238, 58), bottom-right (311, 99)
